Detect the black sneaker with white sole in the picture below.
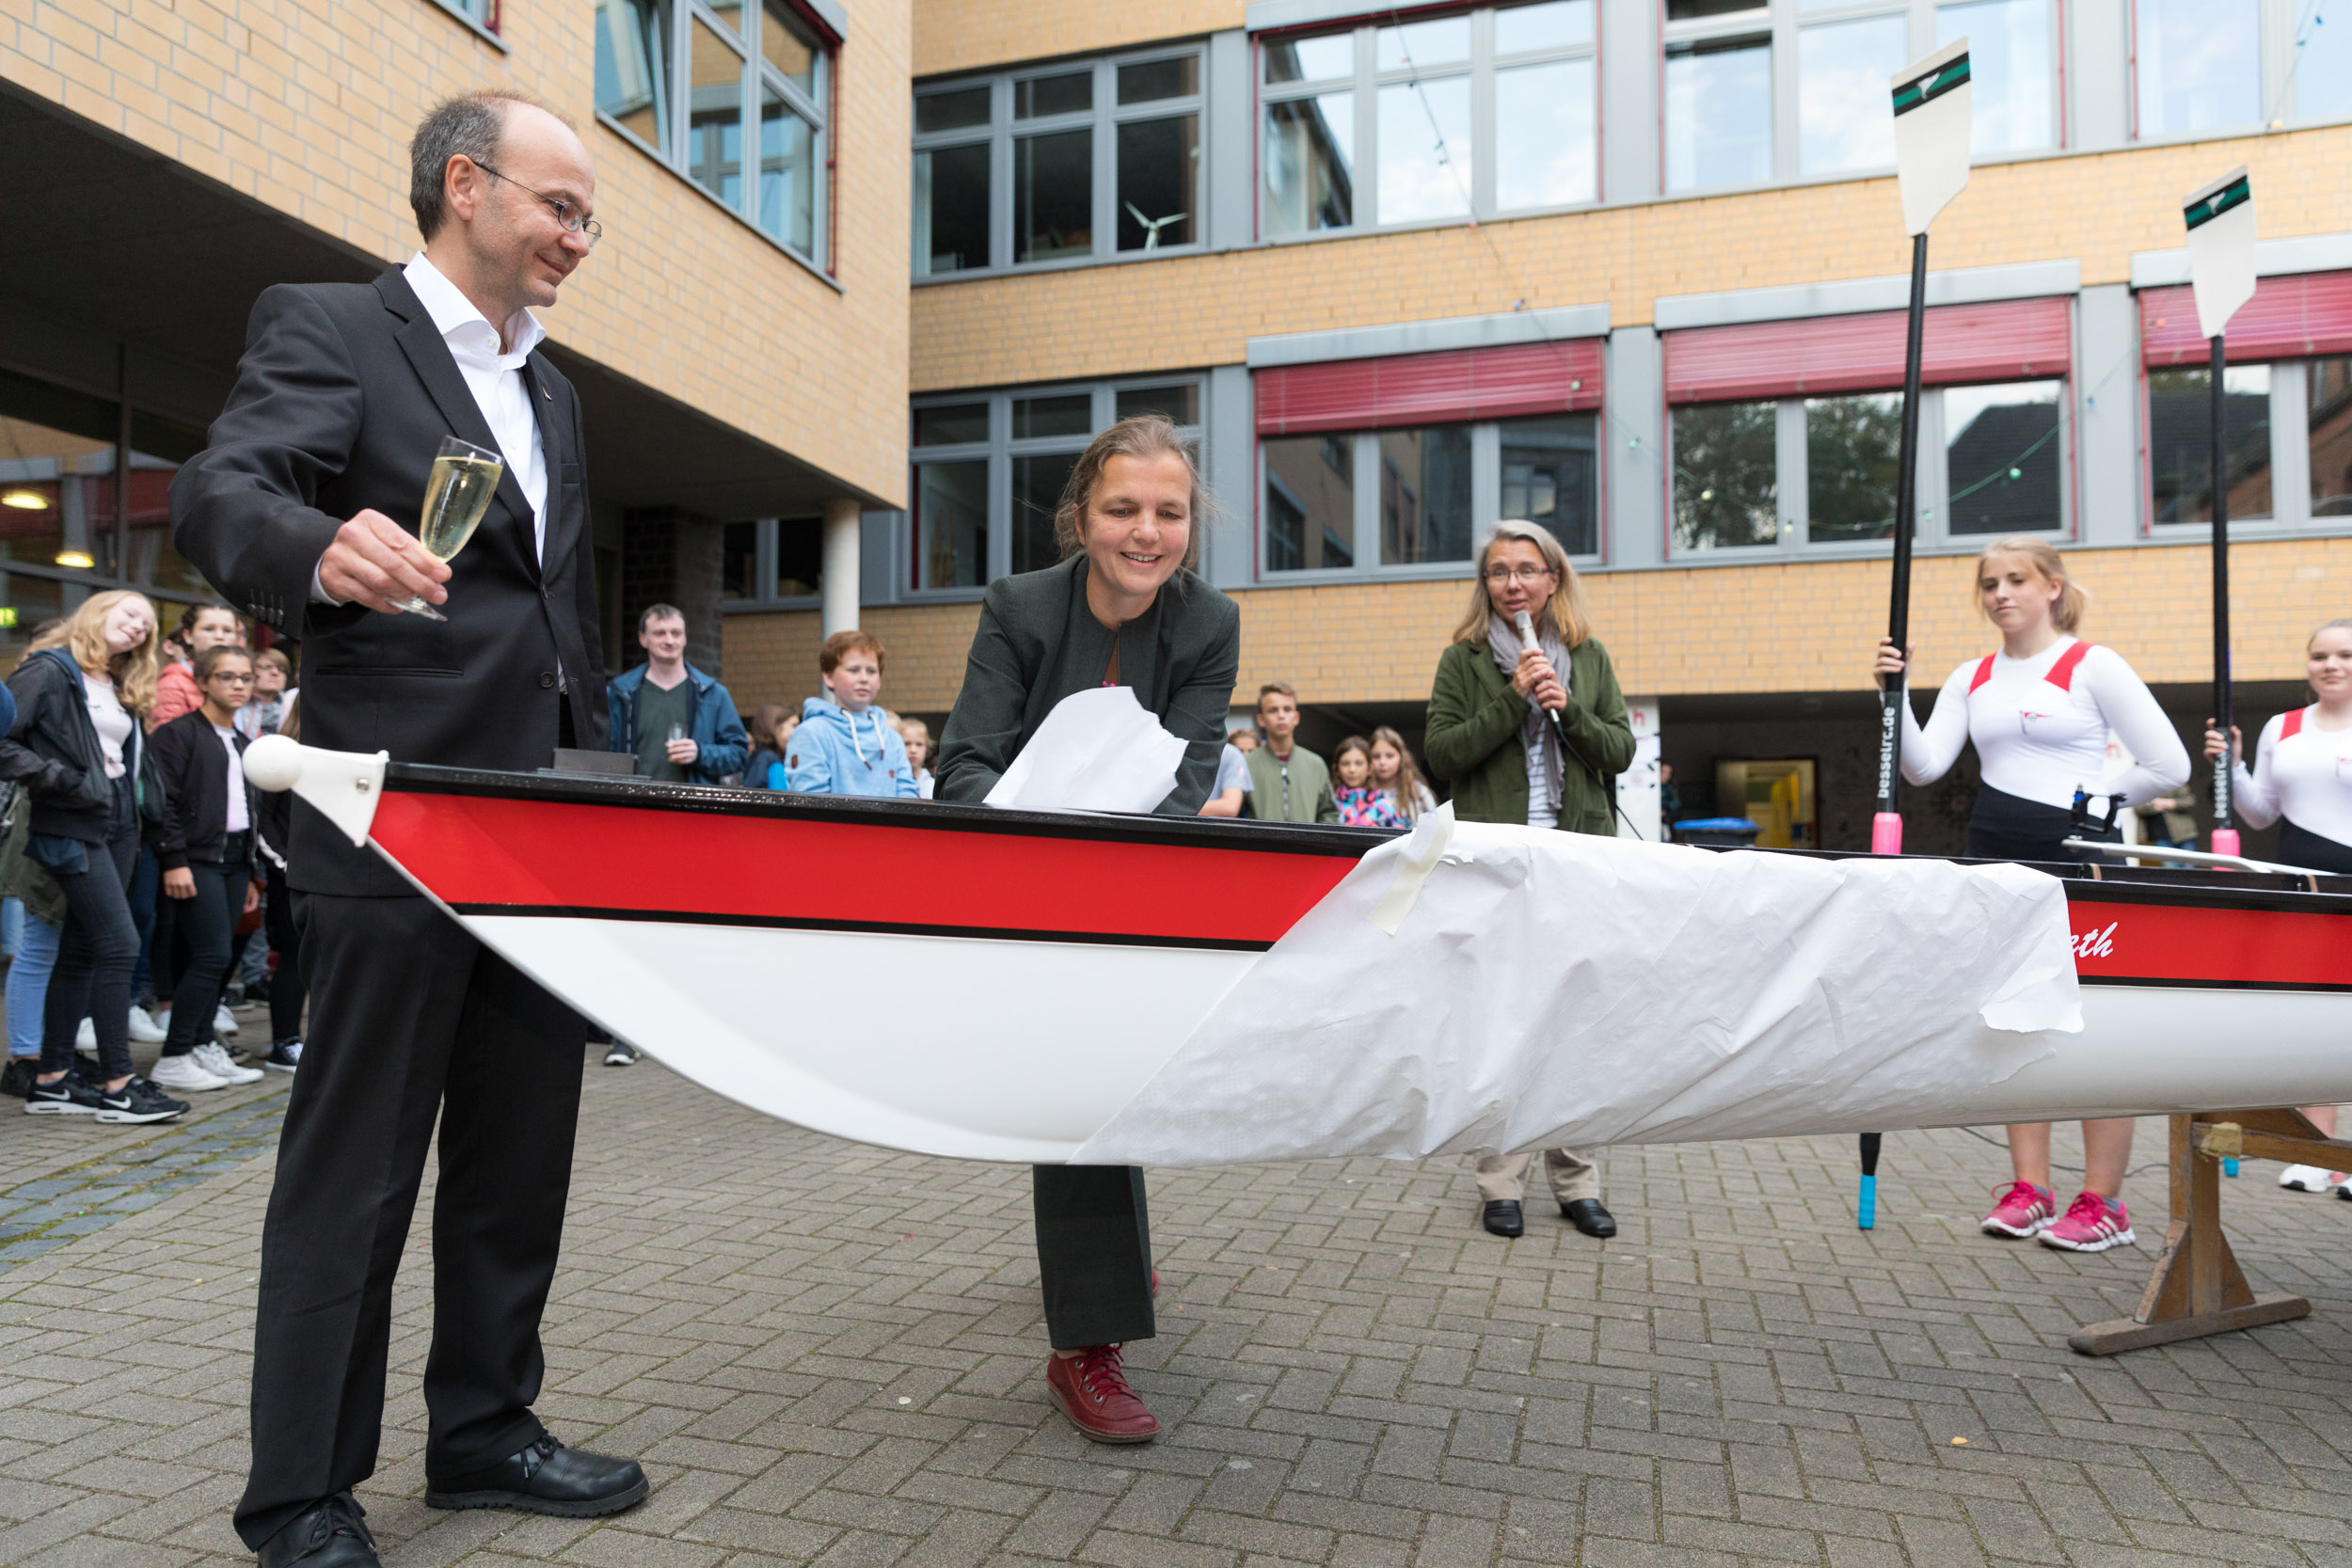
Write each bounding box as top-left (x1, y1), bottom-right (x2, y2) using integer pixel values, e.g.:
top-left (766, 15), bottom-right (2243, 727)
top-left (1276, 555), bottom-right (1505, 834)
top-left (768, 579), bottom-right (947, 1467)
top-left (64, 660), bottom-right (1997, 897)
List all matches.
top-left (25, 1072), bottom-right (101, 1116)
top-left (603, 1041), bottom-right (639, 1067)
top-left (261, 1037), bottom-right (303, 1072)
top-left (1, 1057), bottom-right (38, 1100)
top-left (94, 1076), bottom-right (187, 1124)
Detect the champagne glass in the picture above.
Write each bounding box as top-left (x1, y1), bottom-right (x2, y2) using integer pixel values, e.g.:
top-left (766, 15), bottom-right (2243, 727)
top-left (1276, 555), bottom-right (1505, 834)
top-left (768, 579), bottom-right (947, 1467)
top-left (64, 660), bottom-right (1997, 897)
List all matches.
top-left (397, 436), bottom-right (503, 621)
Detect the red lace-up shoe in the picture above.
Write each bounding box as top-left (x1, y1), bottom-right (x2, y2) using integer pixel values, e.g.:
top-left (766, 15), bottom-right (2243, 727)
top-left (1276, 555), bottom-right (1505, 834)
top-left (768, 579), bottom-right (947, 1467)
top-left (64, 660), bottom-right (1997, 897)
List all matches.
top-left (1045, 1345), bottom-right (1161, 1444)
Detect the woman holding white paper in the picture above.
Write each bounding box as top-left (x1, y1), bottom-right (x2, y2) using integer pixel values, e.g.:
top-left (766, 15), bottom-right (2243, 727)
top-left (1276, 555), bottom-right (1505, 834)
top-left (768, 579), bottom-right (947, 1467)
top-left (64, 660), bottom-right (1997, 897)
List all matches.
top-left (934, 415), bottom-right (1240, 1447)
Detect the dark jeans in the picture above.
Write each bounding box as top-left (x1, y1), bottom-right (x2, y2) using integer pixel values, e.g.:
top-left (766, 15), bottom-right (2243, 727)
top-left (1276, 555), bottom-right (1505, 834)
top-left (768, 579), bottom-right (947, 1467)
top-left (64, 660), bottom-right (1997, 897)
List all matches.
top-left (40, 776), bottom-right (139, 1080)
top-left (263, 864), bottom-right (306, 1041)
top-left (162, 842), bottom-right (251, 1057)
top-left (128, 844), bottom-right (157, 1000)
top-left (1032, 1165), bottom-right (1154, 1350)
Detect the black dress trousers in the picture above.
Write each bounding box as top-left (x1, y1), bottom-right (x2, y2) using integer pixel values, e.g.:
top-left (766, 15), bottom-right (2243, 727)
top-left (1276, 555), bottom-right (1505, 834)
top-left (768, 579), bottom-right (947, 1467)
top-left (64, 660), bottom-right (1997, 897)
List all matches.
top-left (233, 893), bottom-right (587, 1549)
top-left (1032, 1165), bottom-right (1154, 1350)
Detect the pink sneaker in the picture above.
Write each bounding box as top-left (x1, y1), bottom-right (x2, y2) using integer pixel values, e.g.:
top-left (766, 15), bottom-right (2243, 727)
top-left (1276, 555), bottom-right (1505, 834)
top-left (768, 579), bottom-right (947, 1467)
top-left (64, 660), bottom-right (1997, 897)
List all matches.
top-left (2039, 1191), bottom-right (2136, 1253)
top-left (1980, 1181), bottom-right (2056, 1238)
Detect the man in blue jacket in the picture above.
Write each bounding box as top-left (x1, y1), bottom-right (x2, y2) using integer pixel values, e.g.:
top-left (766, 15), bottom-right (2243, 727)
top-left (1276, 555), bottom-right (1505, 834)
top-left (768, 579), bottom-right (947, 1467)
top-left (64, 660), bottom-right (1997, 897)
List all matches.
top-left (606, 605), bottom-right (749, 785)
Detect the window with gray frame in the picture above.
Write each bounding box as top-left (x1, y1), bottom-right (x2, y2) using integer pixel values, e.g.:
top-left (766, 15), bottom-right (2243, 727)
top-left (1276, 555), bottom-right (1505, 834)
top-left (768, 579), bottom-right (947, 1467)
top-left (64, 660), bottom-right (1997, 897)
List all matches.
top-left (2143, 356), bottom-right (2352, 531)
top-left (1260, 1), bottom-right (1597, 238)
top-left (1263, 412), bottom-right (1598, 575)
top-left (1663, 0), bottom-right (2058, 195)
top-left (595, 0), bottom-right (831, 266)
top-left (426, 0), bottom-right (500, 37)
top-left (913, 48), bottom-right (1205, 277)
top-left (1669, 380), bottom-right (2067, 553)
top-left (721, 516), bottom-right (828, 606)
top-left (906, 381), bottom-right (1206, 591)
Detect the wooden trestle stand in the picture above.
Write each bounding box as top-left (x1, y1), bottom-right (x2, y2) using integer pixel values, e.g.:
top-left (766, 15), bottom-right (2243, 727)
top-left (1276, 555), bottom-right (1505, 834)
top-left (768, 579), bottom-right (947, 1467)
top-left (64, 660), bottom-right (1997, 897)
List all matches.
top-left (2069, 1109), bottom-right (2341, 1354)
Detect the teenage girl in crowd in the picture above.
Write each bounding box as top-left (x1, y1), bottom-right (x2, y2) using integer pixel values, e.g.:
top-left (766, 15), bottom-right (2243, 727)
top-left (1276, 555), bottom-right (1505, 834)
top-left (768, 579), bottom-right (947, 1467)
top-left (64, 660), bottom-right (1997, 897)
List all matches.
top-left (1368, 726), bottom-right (1436, 822)
top-left (2205, 618), bottom-right (2352, 1192)
top-left (146, 645), bottom-right (266, 1096)
top-left (3, 592), bottom-right (185, 1124)
top-left (1330, 736), bottom-right (1405, 827)
top-left (1872, 536), bottom-right (2189, 1252)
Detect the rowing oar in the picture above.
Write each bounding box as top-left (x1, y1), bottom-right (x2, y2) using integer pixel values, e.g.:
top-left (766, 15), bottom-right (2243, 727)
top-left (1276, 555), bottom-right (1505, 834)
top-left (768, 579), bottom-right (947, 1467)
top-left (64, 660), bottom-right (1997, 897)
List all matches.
top-left (2181, 168), bottom-right (2256, 859)
top-left (1859, 40), bottom-right (1972, 1231)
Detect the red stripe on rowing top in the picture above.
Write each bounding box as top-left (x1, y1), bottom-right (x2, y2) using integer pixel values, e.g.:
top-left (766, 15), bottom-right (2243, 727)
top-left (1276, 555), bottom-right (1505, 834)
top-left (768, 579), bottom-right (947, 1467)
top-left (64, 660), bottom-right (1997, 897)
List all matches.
top-left (2068, 898), bottom-right (2352, 988)
top-left (2282, 706), bottom-right (2309, 741)
top-left (368, 794), bottom-right (1358, 945)
top-left (1967, 656), bottom-right (1995, 694)
top-left (2045, 641), bottom-right (2094, 691)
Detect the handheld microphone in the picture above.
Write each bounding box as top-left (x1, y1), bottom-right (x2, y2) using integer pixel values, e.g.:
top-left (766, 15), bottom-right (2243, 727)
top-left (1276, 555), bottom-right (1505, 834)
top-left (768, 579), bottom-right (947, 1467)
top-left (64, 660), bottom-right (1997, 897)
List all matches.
top-left (1514, 610), bottom-right (1541, 654)
top-left (1511, 609), bottom-right (1645, 841)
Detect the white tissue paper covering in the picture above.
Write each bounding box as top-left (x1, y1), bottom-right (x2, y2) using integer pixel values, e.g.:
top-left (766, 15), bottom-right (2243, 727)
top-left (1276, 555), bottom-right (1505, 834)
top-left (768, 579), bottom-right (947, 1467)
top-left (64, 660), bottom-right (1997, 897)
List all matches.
top-left (984, 686), bottom-right (1189, 814)
top-left (1073, 809), bottom-right (2082, 1165)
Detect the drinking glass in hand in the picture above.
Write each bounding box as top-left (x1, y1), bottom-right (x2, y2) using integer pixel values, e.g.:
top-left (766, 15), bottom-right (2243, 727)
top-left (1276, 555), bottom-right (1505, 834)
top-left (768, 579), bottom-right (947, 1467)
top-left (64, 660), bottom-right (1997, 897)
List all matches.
top-left (397, 436), bottom-right (503, 621)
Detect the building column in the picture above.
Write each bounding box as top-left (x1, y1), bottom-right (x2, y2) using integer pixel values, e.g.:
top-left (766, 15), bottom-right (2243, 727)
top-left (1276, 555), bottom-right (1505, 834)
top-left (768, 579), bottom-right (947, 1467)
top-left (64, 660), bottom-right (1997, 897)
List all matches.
top-left (821, 497), bottom-right (860, 634)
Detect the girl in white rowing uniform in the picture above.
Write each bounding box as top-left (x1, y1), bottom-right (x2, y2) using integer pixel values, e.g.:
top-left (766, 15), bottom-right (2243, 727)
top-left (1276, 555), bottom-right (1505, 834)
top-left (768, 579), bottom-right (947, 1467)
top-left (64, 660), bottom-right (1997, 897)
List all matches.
top-left (2205, 618), bottom-right (2352, 1194)
top-left (1873, 535), bottom-right (2190, 1255)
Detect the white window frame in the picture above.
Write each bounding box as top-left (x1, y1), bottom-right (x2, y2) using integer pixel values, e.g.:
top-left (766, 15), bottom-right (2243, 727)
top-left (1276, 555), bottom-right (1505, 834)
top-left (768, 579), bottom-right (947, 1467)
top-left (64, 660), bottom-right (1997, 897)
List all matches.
top-left (596, 0), bottom-right (834, 272)
top-left (1257, 412), bottom-right (1606, 581)
top-left (1661, 0), bottom-right (2063, 194)
top-left (912, 47), bottom-right (1209, 278)
top-left (902, 378), bottom-right (1210, 598)
top-left (1663, 381), bottom-right (2074, 560)
top-left (1258, 3), bottom-right (1602, 237)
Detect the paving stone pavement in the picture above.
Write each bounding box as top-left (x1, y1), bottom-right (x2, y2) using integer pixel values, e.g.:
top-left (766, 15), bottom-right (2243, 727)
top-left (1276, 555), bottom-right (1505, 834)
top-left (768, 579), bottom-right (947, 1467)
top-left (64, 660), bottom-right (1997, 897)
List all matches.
top-left (5, 1044), bottom-right (2352, 1568)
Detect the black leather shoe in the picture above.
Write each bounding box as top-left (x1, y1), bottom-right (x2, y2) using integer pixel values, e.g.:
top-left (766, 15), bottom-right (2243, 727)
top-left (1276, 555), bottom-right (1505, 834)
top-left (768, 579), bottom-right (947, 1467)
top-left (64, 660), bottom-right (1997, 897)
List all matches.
top-left (1562, 1198), bottom-right (1617, 1238)
top-left (425, 1434), bottom-right (648, 1517)
top-left (258, 1493), bottom-right (378, 1567)
top-left (1482, 1199), bottom-right (1524, 1238)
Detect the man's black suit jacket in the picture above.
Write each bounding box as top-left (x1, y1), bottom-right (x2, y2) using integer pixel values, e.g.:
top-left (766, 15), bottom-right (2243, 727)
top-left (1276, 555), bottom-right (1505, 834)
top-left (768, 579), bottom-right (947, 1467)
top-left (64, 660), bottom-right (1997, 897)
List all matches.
top-left (171, 266), bottom-right (608, 895)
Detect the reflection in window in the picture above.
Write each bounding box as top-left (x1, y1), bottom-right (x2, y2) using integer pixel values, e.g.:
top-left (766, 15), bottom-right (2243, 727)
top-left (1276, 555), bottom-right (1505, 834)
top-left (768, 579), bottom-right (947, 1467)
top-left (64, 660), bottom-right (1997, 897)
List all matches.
top-left (2312, 359), bottom-right (2352, 516)
top-left (1116, 384), bottom-right (1200, 424)
top-left (1499, 415), bottom-right (1598, 556)
top-left (1798, 14), bottom-right (1903, 175)
top-left (2136, 0), bottom-right (2258, 138)
top-left (1263, 94), bottom-right (1354, 234)
top-left (1118, 114), bottom-right (1198, 249)
top-left (914, 141), bottom-right (989, 275)
top-left (1495, 57), bottom-right (1596, 210)
top-left (0, 371), bottom-right (116, 583)
top-left (2149, 365), bottom-right (2271, 523)
top-left (1264, 436), bottom-right (1356, 572)
top-left (1945, 380), bottom-right (2062, 533)
top-left (1938, 0), bottom-right (2053, 155)
top-left (1666, 38), bottom-right (1771, 191)
top-left (126, 411), bottom-right (209, 596)
top-left (1379, 426), bottom-right (1474, 563)
top-left (1014, 129), bottom-right (1092, 262)
top-left (1672, 402), bottom-right (1779, 549)
top-left (687, 18), bottom-right (747, 207)
top-left (1497, 0), bottom-right (1595, 52)
top-left (916, 461), bottom-right (990, 588)
top-left (1012, 451), bottom-right (1080, 575)
top-left (1805, 392), bottom-right (1900, 541)
top-left (2296, 2), bottom-right (2352, 121)
top-left (760, 0), bottom-right (818, 92)
top-left (1376, 76), bottom-right (1472, 223)
top-left (759, 80), bottom-right (817, 254)
top-left (1264, 33), bottom-right (1355, 84)
top-left (1376, 15), bottom-right (1470, 69)
top-left (595, 0), bottom-right (673, 153)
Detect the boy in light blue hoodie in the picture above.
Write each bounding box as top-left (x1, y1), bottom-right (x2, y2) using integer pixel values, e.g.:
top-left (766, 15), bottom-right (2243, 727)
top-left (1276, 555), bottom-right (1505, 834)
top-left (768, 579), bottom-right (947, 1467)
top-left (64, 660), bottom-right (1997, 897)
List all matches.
top-left (787, 630), bottom-right (920, 799)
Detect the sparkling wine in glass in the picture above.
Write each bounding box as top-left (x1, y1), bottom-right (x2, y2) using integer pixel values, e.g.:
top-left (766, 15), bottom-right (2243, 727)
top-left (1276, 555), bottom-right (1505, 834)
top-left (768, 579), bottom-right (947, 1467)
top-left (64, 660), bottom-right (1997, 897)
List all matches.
top-left (397, 436), bottom-right (503, 621)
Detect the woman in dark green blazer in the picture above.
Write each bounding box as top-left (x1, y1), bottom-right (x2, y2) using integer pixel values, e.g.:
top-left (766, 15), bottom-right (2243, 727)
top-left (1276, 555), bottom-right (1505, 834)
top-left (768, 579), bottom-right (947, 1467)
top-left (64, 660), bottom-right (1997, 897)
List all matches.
top-left (1424, 518), bottom-right (1635, 1242)
top-left (935, 416), bottom-right (1239, 1447)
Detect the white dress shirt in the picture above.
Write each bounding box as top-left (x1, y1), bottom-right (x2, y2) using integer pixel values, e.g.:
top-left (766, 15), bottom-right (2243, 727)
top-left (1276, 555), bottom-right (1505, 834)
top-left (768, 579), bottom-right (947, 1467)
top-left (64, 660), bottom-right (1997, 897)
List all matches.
top-left (402, 251), bottom-right (548, 553)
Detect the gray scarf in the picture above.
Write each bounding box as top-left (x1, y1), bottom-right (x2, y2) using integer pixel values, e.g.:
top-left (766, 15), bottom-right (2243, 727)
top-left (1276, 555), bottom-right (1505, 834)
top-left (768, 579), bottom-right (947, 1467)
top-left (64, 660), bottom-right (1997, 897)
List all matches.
top-left (1487, 611), bottom-right (1570, 816)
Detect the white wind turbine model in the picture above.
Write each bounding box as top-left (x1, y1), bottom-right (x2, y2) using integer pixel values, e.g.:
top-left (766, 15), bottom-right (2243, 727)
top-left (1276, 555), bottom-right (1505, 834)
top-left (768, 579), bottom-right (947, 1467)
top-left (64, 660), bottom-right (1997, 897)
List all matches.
top-left (1123, 201), bottom-right (1187, 249)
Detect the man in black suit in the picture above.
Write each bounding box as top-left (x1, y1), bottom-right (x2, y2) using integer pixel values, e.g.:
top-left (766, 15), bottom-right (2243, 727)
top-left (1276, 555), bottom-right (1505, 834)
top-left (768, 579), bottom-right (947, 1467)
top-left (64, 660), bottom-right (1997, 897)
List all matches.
top-left (172, 91), bottom-right (642, 1568)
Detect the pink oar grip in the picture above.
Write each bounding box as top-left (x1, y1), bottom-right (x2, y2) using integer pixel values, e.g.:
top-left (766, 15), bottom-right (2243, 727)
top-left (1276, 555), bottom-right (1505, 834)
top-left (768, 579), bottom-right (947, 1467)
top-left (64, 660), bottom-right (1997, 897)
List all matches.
top-left (1870, 813), bottom-right (1904, 856)
top-left (2210, 828), bottom-right (2241, 858)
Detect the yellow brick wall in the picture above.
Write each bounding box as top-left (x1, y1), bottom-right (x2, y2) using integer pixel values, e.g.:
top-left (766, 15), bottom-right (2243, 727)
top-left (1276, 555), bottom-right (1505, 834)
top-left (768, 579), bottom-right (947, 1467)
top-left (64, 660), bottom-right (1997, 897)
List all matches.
top-left (914, 0), bottom-right (1244, 77)
top-left (723, 540), bottom-right (2352, 712)
top-left (4, 0), bottom-right (912, 507)
top-left (912, 124), bottom-right (2352, 392)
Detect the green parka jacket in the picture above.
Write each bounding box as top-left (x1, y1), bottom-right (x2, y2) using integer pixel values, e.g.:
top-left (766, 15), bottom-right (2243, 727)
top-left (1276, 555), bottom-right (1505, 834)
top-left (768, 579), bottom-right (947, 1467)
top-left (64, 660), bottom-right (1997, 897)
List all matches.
top-left (1422, 635), bottom-right (1635, 835)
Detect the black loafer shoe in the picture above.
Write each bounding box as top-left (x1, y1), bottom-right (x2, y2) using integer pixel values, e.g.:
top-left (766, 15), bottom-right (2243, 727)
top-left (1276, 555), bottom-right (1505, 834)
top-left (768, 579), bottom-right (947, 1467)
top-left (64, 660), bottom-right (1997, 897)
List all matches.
top-left (426, 1433), bottom-right (648, 1517)
top-left (1482, 1199), bottom-right (1524, 1238)
top-left (258, 1493), bottom-right (379, 1567)
top-left (1562, 1198), bottom-right (1617, 1238)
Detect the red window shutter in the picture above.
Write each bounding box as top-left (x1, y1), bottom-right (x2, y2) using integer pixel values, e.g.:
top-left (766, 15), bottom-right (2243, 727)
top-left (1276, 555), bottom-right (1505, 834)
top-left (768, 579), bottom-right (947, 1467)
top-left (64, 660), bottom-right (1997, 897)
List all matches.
top-left (1663, 297), bottom-right (2074, 404)
top-left (2138, 272), bottom-right (2352, 366)
top-left (1255, 339), bottom-right (1604, 436)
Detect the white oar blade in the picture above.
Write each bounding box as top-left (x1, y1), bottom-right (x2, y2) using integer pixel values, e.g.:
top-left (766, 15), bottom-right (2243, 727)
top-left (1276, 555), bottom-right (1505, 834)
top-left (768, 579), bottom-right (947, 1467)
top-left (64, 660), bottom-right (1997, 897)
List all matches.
top-left (2185, 166), bottom-right (2256, 341)
top-left (1892, 40), bottom-right (1972, 236)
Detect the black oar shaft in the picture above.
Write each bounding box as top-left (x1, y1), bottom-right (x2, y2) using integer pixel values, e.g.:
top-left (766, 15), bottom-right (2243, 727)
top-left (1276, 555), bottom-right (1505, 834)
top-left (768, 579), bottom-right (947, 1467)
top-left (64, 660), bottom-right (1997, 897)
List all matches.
top-left (1874, 233), bottom-right (1932, 835)
top-left (2210, 333), bottom-right (2234, 834)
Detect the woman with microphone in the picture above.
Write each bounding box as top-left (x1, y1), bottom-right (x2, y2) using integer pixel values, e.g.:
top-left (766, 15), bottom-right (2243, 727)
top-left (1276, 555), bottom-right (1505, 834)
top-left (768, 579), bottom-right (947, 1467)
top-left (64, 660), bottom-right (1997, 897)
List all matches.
top-left (1425, 518), bottom-right (1634, 1242)
top-left (2205, 618), bottom-right (2352, 1191)
top-left (936, 414), bottom-right (1238, 1446)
